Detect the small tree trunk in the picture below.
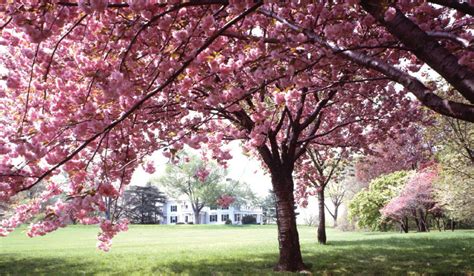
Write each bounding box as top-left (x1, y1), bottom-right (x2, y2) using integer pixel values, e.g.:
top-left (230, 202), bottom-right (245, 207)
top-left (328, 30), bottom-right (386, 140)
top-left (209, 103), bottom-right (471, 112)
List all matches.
top-left (317, 189), bottom-right (326, 245)
top-left (194, 210), bottom-right (200, 224)
top-left (436, 218), bottom-right (442, 232)
top-left (413, 210), bottom-right (421, 231)
top-left (272, 172), bottom-right (307, 272)
top-left (401, 217), bottom-right (409, 233)
top-left (333, 204), bottom-right (339, 227)
top-left (105, 207), bottom-right (111, 221)
top-left (418, 209), bottom-right (428, 232)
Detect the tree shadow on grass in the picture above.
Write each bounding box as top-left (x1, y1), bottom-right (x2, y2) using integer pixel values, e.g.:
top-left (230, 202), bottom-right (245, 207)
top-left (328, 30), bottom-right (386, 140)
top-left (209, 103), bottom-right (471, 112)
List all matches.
top-left (0, 253), bottom-right (281, 275)
top-left (151, 255), bottom-right (279, 275)
top-left (152, 236), bottom-right (473, 275)
top-left (303, 235), bottom-right (474, 275)
top-left (0, 255), bottom-right (110, 275)
top-left (0, 236), bottom-right (472, 275)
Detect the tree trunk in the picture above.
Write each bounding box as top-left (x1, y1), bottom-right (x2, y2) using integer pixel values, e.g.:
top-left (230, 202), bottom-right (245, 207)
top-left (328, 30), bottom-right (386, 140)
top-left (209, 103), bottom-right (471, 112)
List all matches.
top-left (272, 172), bottom-right (307, 272)
top-left (436, 218), bottom-right (442, 232)
top-left (104, 197), bottom-right (111, 220)
top-left (418, 209), bottom-right (428, 232)
top-left (413, 210), bottom-right (422, 231)
top-left (333, 204), bottom-right (339, 228)
top-left (317, 189), bottom-right (326, 245)
top-left (193, 210), bottom-right (200, 224)
top-left (401, 217), bottom-right (409, 233)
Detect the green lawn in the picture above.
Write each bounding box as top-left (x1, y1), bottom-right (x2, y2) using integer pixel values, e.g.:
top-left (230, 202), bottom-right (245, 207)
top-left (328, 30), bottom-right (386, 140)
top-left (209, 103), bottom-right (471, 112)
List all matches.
top-left (0, 225), bottom-right (472, 275)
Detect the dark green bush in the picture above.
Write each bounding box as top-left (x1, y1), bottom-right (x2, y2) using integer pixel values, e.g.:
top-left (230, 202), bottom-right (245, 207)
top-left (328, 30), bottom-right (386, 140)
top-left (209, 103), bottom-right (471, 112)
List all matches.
top-left (242, 215), bottom-right (257, 225)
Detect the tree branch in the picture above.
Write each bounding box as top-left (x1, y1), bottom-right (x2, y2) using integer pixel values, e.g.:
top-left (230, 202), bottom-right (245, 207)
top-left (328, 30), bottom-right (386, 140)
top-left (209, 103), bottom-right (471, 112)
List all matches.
top-left (427, 31), bottom-right (473, 49)
top-left (259, 7), bottom-right (474, 123)
top-left (427, 0), bottom-right (474, 16)
top-left (361, 1), bottom-right (474, 104)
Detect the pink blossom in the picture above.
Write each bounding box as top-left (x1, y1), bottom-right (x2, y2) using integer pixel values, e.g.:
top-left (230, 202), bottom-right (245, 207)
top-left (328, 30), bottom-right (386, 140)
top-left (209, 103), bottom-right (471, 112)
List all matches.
top-left (384, 7), bottom-right (397, 21)
top-left (195, 167), bottom-right (210, 182)
top-left (217, 195), bottom-right (235, 208)
top-left (144, 161), bottom-right (156, 174)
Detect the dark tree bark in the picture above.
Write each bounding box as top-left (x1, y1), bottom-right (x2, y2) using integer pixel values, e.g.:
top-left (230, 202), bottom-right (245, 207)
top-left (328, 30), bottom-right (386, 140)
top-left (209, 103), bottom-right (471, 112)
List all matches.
top-left (361, 0), bottom-right (474, 104)
top-left (317, 189), bottom-right (327, 244)
top-left (400, 217), bottom-right (409, 233)
top-left (271, 168), bottom-right (307, 272)
top-left (428, 1), bottom-right (474, 17)
top-left (413, 210), bottom-right (422, 231)
top-left (415, 209), bottom-right (428, 232)
top-left (419, 209), bottom-right (429, 232)
top-left (435, 218), bottom-right (442, 232)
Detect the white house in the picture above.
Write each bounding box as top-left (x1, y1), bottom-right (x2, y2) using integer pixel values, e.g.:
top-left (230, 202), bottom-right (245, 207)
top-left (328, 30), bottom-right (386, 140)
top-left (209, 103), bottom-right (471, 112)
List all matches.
top-left (162, 198), bottom-right (263, 225)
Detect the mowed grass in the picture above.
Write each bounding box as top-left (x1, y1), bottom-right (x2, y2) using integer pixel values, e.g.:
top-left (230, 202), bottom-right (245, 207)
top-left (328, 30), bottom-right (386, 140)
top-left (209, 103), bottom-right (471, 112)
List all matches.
top-left (0, 225), bottom-right (473, 275)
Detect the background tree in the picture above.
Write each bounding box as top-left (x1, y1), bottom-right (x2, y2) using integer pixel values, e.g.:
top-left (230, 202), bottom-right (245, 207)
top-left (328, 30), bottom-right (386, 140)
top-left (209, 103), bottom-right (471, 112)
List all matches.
top-left (431, 113), bottom-right (474, 224)
top-left (349, 171), bottom-right (412, 231)
top-left (119, 184), bottom-right (167, 224)
top-left (381, 165), bottom-right (440, 232)
top-left (355, 125), bottom-right (433, 184)
top-left (325, 180), bottom-right (346, 228)
top-left (295, 147), bottom-right (347, 244)
top-left (219, 178), bottom-right (258, 209)
top-left (260, 190), bottom-right (277, 225)
top-left (435, 163), bottom-right (474, 225)
top-left (156, 154), bottom-right (225, 224)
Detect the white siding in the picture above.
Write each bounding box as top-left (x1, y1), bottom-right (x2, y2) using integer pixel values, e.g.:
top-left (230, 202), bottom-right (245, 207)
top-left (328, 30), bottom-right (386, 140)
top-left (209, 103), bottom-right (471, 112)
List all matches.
top-left (162, 199), bottom-right (263, 225)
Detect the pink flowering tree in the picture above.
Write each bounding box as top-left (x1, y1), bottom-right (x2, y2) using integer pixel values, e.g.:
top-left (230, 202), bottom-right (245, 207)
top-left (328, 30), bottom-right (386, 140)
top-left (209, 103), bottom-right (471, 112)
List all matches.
top-left (355, 124), bottom-right (434, 184)
top-left (381, 164), bottom-right (440, 233)
top-left (0, 1), bottom-right (473, 271)
top-left (295, 147), bottom-right (348, 245)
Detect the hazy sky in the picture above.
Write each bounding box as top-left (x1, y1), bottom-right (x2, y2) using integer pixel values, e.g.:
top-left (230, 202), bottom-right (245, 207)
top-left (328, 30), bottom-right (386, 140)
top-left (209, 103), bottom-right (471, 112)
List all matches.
top-left (129, 141), bottom-right (273, 197)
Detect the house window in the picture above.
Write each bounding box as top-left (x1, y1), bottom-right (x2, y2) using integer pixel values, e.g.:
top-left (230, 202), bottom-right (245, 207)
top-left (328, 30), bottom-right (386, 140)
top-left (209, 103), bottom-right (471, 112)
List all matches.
top-left (210, 214), bottom-right (218, 222)
top-left (170, 205), bottom-right (177, 212)
top-left (222, 206), bottom-right (229, 210)
top-left (234, 214), bottom-right (241, 222)
top-left (210, 206), bottom-right (217, 210)
top-left (170, 216), bottom-right (177, 223)
top-left (221, 214), bottom-right (229, 221)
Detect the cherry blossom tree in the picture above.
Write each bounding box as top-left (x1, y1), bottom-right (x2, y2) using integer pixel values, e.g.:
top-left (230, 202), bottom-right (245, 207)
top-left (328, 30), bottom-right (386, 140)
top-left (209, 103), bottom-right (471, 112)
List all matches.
top-left (1, 1), bottom-right (473, 271)
top-left (381, 165), bottom-right (440, 232)
top-left (355, 124), bottom-right (434, 184)
top-left (295, 147), bottom-right (347, 244)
